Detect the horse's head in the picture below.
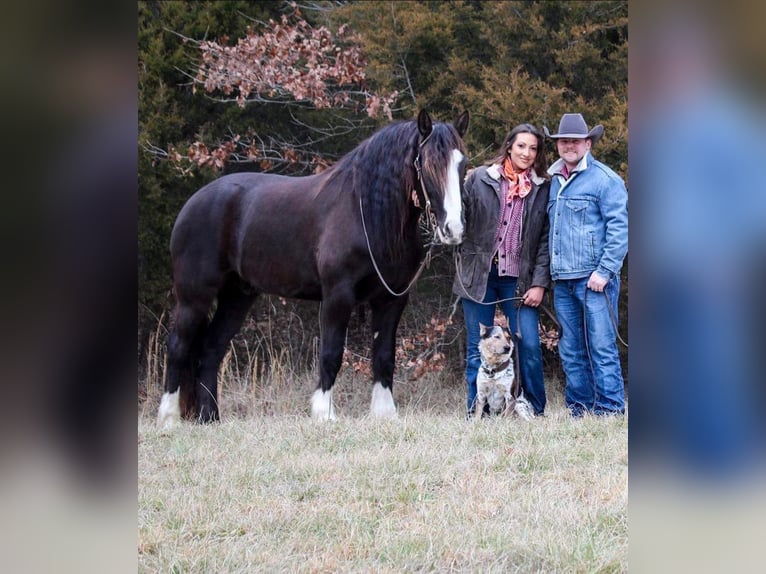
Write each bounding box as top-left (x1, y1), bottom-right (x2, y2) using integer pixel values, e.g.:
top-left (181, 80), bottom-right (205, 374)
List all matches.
top-left (414, 109), bottom-right (470, 245)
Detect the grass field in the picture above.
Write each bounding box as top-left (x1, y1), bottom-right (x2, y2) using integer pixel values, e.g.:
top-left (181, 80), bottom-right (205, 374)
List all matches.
top-left (139, 372), bottom-right (627, 572)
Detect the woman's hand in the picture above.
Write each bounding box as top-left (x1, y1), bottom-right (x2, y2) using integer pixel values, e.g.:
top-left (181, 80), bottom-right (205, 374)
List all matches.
top-left (522, 286), bottom-right (544, 307)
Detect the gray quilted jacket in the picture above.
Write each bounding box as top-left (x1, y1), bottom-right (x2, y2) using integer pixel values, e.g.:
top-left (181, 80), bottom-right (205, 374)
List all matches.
top-left (453, 163), bottom-right (551, 302)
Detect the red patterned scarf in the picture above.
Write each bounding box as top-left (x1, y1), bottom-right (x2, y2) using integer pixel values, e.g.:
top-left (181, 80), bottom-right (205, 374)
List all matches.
top-left (502, 157), bottom-right (532, 201)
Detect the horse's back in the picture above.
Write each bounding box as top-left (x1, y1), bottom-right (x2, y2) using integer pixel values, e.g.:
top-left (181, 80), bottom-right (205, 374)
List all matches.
top-left (173, 171), bottom-right (312, 244)
top-left (170, 171), bottom-right (335, 299)
top-left (233, 172), bottom-right (350, 297)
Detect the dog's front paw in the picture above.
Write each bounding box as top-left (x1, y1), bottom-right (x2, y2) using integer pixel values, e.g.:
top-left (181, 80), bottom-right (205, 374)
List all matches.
top-left (514, 400), bottom-right (535, 421)
top-left (472, 400), bottom-right (486, 422)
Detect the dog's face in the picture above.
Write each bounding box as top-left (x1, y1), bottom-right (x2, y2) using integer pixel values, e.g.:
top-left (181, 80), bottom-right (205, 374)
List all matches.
top-left (478, 323), bottom-right (513, 369)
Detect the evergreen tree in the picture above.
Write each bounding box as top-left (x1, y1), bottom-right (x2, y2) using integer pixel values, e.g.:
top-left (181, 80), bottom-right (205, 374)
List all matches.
top-left (138, 0), bottom-right (628, 382)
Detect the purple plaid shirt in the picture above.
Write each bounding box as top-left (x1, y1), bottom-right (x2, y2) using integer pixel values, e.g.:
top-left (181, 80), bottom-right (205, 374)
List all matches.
top-left (492, 177), bottom-right (524, 277)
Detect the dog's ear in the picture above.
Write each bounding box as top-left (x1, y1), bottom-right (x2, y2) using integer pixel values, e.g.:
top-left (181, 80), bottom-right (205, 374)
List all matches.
top-left (479, 323), bottom-right (488, 338)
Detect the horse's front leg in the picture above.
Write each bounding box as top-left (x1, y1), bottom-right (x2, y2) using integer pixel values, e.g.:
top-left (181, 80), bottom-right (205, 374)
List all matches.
top-left (369, 294), bottom-right (409, 419)
top-left (312, 291), bottom-right (354, 421)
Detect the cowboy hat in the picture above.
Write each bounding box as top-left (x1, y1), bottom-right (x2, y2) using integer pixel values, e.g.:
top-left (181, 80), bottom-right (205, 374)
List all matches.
top-left (543, 113), bottom-right (604, 143)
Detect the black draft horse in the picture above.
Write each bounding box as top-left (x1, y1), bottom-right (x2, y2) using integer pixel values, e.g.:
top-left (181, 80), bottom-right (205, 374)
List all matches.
top-left (158, 110), bottom-right (469, 426)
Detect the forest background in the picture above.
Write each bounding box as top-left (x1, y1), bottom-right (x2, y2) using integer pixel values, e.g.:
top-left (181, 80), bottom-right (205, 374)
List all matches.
top-left (137, 0), bottom-right (628, 400)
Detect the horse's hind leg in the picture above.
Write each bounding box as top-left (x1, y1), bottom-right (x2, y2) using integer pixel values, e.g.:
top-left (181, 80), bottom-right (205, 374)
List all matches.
top-left (312, 292), bottom-right (354, 420)
top-left (369, 294), bottom-right (409, 419)
top-left (196, 277), bottom-right (255, 423)
top-left (159, 298), bottom-right (210, 428)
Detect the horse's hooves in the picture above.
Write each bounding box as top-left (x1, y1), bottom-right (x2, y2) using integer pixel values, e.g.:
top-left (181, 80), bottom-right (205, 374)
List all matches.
top-left (311, 389), bottom-right (337, 421)
top-left (158, 391), bottom-right (181, 429)
top-left (370, 383), bottom-right (397, 419)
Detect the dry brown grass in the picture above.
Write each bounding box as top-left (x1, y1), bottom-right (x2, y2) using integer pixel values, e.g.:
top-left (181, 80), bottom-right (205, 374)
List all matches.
top-left (139, 362), bottom-right (627, 573)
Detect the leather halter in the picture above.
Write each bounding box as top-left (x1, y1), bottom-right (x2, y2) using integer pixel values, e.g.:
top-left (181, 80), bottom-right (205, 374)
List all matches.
top-left (413, 130), bottom-right (437, 234)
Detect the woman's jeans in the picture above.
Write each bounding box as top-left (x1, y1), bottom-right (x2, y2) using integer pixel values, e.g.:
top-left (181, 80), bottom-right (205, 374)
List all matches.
top-left (553, 277), bottom-right (625, 416)
top-left (461, 265), bottom-right (546, 415)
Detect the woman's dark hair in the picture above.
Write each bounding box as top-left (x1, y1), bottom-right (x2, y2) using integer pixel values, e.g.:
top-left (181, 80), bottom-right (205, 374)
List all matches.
top-left (485, 123), bottom-right (549, 178)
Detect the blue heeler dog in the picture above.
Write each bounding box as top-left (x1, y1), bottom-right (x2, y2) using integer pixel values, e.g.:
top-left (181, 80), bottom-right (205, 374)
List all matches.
top-left (474, 323), bottom-right (534, 421)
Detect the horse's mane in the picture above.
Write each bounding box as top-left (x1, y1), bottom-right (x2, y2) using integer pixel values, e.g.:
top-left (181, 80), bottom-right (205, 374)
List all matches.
top-left (319, 120), bottom-right (420, 261)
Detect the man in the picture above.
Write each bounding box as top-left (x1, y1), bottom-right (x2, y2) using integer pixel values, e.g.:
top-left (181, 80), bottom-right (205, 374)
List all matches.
top-left (544, 113), bottom-right (628, 416)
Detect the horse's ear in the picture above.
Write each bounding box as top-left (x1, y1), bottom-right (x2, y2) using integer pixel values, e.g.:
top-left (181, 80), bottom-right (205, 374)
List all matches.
top-left (417, 109), bottom-right (433, 138)
top-left (454, 110), bottom-right (470, 138)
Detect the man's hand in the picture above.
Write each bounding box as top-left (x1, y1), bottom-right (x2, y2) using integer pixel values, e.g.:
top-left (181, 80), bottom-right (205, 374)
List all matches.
top-left (587, 271), bottom-right (608, 292)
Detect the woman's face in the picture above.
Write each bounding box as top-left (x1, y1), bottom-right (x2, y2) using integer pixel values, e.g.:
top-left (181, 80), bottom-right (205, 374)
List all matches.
top-left (508, 132), bottom-right (539, 171)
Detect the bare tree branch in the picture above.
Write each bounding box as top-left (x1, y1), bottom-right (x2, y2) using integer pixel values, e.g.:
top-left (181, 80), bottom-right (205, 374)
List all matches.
top-left (146, 8), bottom-right (400, 176)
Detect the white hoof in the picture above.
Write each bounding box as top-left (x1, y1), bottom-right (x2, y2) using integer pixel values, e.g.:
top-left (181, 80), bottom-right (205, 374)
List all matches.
top-left (158, 390), bottom-right (181, 429)
top-left (311, 389), bottom-right (337, 421)
top-left (371, 382), bottom-right (398, 419)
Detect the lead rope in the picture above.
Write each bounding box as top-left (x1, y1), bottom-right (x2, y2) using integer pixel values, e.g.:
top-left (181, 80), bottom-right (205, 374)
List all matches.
top-left (581, 282), bottom-right (628, 413)
top-left (359, 195), bottom-right (432, 297)
top-left (453, 250), bottom-right (524, 306)
top-left (582, 285), bottom-right (628, 356)
top-left (453, 249), bottom-right (562, 341)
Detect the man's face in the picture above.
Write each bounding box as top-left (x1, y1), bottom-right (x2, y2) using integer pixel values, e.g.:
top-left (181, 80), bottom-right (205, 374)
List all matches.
top-left (556, 137), bottom-right (591, 167)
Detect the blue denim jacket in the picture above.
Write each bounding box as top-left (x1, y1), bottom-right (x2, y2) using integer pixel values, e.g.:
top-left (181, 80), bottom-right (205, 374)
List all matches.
top-left (547, 152), bottom-right (628, 281)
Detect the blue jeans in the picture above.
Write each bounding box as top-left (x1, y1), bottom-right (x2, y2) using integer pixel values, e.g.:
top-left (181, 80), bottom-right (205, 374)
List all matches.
top-left (553, 277), bottom-right (625, 416)
top-left (462, 266), bottom-right (546, 415)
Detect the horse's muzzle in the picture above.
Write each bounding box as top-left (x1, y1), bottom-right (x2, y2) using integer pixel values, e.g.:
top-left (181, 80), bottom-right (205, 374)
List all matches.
top-left (436, 221), bottom-right (464, 245)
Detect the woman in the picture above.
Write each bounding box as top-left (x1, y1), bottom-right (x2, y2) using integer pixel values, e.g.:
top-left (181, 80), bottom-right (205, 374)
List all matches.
top-left (454, 124), bottom-right (551, 418)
